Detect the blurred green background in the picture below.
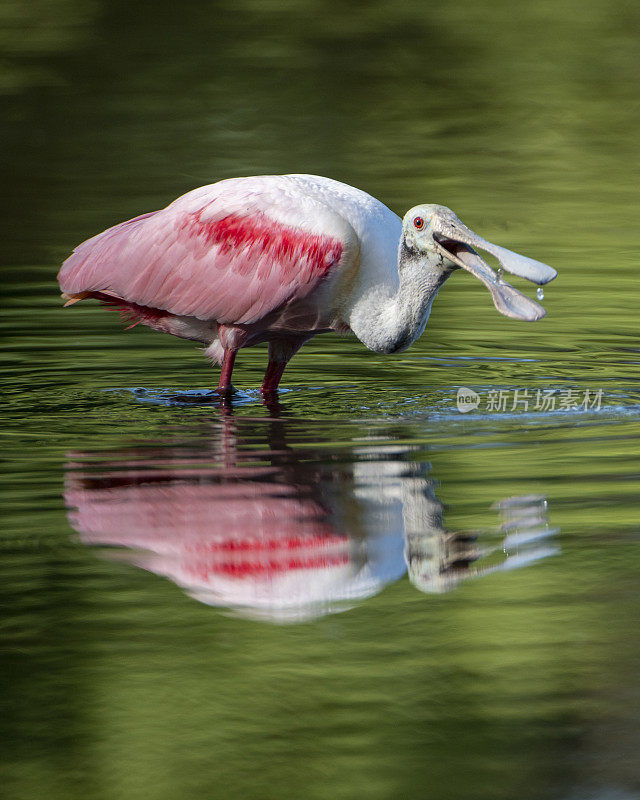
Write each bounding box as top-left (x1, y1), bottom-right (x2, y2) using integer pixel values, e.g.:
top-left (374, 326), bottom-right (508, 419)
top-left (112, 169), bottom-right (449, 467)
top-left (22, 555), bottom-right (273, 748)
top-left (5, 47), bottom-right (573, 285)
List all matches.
top-left (2, 1), bottom-right (640, 799)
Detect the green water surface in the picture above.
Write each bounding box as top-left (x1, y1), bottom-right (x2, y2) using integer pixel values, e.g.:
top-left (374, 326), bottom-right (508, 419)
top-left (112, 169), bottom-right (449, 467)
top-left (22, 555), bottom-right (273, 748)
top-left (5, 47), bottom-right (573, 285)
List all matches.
top-left (2, 2), bottom-right (640, 799)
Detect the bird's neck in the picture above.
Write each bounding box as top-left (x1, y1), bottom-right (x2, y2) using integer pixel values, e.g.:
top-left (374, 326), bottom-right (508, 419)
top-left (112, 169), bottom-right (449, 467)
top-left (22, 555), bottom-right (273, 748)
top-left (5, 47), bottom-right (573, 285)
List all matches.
top-left (348, 242), bottom-right (452, 354)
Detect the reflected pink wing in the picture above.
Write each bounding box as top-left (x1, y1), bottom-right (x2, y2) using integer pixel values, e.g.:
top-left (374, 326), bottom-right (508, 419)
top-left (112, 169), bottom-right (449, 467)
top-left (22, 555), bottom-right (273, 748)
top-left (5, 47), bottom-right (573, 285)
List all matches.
top-left (58, 177), bottom-right (354, 324)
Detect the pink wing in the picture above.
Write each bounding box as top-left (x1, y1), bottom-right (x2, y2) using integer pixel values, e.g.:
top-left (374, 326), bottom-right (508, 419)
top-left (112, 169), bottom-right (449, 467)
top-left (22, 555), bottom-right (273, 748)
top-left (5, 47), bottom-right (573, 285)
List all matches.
top-left (58, 176), bottom-right (356, 324)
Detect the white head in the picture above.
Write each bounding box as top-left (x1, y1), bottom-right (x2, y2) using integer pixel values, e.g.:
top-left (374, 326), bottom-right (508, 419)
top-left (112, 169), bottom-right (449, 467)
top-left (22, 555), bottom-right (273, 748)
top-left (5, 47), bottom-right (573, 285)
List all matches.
top-left (400, 204), bottom-right (557, 321)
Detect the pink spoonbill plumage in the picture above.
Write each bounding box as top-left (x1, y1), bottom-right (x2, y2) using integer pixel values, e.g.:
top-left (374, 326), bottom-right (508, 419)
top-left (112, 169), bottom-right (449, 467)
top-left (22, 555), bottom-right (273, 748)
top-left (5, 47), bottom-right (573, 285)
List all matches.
top-left (58, 174), bottom-right (557, 395)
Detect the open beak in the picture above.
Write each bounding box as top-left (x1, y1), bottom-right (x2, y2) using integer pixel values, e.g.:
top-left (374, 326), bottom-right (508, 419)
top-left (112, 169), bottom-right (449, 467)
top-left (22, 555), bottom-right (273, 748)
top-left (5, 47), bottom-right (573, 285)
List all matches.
top-left (432, 215), bottom-right (557, 322)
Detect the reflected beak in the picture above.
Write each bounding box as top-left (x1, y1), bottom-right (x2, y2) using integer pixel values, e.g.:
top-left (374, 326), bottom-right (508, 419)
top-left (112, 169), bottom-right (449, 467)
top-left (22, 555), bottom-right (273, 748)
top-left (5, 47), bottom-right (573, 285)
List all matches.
top-left (432, 216), bottom-right (557, 322)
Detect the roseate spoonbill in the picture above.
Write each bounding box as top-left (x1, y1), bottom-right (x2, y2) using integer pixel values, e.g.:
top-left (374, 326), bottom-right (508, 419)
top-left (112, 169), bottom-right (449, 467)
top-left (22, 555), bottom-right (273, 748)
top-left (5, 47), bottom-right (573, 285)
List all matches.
top-left (58, 174), bottom-right (557, 394)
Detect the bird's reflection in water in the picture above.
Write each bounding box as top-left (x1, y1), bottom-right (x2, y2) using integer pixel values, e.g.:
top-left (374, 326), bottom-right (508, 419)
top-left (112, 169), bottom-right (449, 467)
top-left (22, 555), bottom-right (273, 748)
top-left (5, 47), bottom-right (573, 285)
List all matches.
top-left (64, 414), bottom-right (559, 622)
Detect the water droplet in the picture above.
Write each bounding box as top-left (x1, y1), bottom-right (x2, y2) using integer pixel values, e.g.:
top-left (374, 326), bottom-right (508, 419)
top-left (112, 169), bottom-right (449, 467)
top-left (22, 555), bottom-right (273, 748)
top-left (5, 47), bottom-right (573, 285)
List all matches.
top-left (536, 287), bottom-right (544, 301)
top-left (496, 268), bottom-right (504, 283)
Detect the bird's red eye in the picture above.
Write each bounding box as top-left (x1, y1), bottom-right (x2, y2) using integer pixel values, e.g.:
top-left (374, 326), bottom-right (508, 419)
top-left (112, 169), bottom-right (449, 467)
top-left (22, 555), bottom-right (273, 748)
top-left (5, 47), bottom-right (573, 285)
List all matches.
top-left (413, 216), bottom-right (425, 230)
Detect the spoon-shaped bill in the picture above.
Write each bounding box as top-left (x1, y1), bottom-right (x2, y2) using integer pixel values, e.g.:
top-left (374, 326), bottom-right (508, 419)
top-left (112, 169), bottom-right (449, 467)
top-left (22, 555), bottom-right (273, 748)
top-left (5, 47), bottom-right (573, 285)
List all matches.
top-left (434, 240), bottom-right (547, 321)
top-left (438, 217), bottom-right (558, 285)
top-left (478, 240), bottom-right (557, 285)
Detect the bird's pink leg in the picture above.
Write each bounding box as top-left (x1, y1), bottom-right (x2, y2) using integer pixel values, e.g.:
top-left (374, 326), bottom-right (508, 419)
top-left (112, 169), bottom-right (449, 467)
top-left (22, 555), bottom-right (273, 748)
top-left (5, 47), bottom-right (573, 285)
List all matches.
top-left (218, 349), bottom-right (237, 395)
top-left (262, 360), bottom-right (288, 394)
top-left (261, 338), bottom-right (307, 395)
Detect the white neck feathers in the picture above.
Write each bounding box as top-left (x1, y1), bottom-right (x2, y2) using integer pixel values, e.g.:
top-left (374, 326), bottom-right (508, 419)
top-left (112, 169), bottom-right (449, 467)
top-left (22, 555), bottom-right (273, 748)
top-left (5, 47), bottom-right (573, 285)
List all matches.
top-left (347, 242), bottom-right (451, 354)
